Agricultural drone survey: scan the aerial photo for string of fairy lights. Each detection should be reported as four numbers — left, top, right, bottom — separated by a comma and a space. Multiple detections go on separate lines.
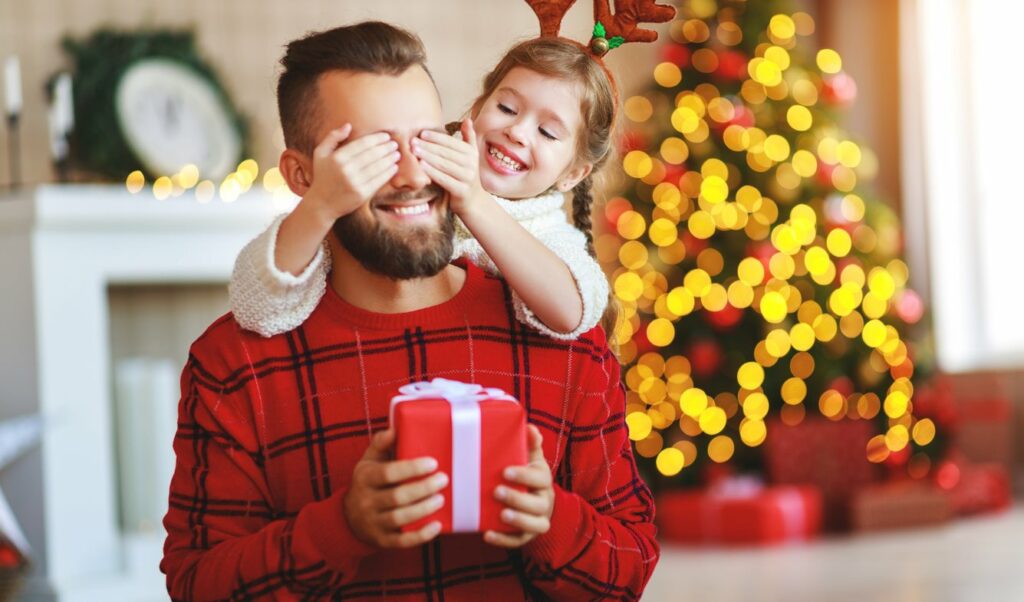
123, 160, 296, 205
595, 6, 933, 478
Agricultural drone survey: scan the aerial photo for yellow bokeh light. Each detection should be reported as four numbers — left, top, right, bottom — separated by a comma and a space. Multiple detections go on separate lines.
742, 392, 770, 419
862, 319, 888, 348
790, 323, 816, 351
656, 447, 685, 476
737, 362, 765, 390
699, 406, 728, 435
626, 411, 653, 440
125, 170, 145, 194
804, 246, 831, 276
680, 388, 709, 417
837, 140, 862, 167
618, 240, 649, 269
781, 377, 807, 404
912, 418, 937, 446
623, 151, 654, 179
647, 319, 676, 347
701, 175, 729, 204
738, 257, 766, 286
727, 281, 755, 308
653, 62, 683, 87
649, 218, 679, 247
666, 287, 696, 316
817, 48, 843, 73
615, 272, 645, 302
760, 291, 788, 323
884, 391, 909, 418
195, 180, 215, 203
867, 434, 890, 463
769, 14, 797, 40
708, 435, 736, 463
819, 389, 845, 418
763, 135, 791, 161
688, 211, 717, 239
764, 46, 791, 70
617, 210, 647, 239
766, 328, 792, 357
671, 107, 701, 134
791, 149, 817, 177
826, 228, 852, 257
868, 268, 896, 300
660, 137, 689, 165
178, 164, 200, 189
740, 418, 767, 447
684, 269, 712, 297
885, 424, 910, 452
153, 176, 173, 200
755, 60, 783, 86
786, 105, 813, 131
624, 95, 654, 122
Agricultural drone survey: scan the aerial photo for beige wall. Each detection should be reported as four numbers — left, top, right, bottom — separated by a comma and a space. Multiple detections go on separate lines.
0, 0, 655, 186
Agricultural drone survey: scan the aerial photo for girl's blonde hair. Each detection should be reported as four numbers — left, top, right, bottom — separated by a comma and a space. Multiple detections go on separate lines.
470, 37, 621, 337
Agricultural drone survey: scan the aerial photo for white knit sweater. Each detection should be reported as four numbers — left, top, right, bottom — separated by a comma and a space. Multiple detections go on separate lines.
228, 190, 610, 340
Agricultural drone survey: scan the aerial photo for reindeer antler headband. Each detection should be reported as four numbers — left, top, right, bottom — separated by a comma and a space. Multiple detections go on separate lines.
524, 0, 676, 57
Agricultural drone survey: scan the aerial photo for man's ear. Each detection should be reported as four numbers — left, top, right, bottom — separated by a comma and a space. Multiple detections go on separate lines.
279, 148, 313, 197
557, 162, 594, 192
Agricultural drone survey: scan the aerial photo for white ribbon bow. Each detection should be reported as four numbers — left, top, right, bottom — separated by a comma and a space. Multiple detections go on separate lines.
390, 378, 517, 532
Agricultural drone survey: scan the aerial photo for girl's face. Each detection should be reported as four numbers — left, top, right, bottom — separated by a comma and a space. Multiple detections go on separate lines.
473, 67, 592, 200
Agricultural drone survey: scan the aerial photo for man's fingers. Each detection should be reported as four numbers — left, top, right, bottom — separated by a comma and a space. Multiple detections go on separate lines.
360, 429, 396, 463
368, 456, 439, 488
385, 521, 443, 548
378, 471, 449, 509
504, 464, 552, 490
382, 492, 445, 529
500, 508, 550, 534
313, 124, 353, 159
495, 485, 550, 516
483, 530, 531, 548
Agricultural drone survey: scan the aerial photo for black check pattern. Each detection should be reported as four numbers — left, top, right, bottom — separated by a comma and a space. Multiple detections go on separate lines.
161, 265, 658, 600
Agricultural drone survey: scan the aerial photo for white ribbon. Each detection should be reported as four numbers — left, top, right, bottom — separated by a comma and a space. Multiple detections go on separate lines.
390, 378, 517, 532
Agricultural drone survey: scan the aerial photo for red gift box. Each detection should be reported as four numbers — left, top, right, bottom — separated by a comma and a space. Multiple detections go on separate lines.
943, 461, 1012, 516
955, 397, 1015, 468
764, 418, 879, 530
391, 379, 528, 534
851, 481, 952, 532
656, 478, 823, 546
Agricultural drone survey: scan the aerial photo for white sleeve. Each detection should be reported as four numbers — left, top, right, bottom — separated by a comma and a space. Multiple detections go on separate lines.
228, 213, 330, 337
511, 223, 610, 341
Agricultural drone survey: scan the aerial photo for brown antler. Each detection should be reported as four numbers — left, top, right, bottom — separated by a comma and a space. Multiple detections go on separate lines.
524, 0, 579, 37
593, 0, 675, 44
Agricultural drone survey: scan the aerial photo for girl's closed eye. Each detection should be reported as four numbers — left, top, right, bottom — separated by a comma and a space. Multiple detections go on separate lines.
498, 103, 516, 115
539, 127, 558, 141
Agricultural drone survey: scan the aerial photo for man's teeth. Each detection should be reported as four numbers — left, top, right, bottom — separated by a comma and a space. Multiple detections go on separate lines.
490, 146, 525, 171
388, 203, 430, 216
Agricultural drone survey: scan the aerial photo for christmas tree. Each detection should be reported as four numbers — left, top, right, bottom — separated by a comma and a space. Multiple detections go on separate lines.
597, 0, 935, 489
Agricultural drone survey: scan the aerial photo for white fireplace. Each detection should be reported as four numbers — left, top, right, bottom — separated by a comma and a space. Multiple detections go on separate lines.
0, 184, 292, 601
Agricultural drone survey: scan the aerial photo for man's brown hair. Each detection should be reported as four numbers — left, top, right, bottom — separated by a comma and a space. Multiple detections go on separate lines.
277, 21, 430, 153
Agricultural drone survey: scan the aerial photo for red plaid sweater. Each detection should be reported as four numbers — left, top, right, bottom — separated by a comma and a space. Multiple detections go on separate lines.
161, 263, 658, 600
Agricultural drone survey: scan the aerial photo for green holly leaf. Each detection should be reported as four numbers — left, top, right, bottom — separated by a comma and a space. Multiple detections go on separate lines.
593, 21, 606, 38
608, 36, 625, 49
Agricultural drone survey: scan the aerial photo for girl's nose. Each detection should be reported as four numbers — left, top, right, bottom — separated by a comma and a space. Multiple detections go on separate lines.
504, 120, 528, 145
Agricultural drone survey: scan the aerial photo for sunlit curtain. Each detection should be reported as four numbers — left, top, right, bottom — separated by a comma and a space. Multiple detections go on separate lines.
900, 0, 1024, 371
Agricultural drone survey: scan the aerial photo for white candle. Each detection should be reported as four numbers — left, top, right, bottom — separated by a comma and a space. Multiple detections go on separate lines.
3, 56, 22, 117
54, 73, 74, 134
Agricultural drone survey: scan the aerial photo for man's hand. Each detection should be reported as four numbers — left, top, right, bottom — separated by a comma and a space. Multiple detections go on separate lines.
343, 429, 447, 548
411, 119, 489, 216
484, 424, 554, 548
305, 124, 400, 223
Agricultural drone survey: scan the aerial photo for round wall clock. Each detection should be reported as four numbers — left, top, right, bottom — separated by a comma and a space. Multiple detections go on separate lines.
116, 58, 241, 181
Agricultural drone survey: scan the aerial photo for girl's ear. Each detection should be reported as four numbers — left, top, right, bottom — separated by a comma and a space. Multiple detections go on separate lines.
557, 162, 594, 192
279, 148, 313, 196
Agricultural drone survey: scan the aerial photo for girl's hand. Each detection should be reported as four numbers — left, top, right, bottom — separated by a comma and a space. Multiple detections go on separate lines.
412, 119, 488, 216
484, 425, 555, 548
305, 124, 400, 223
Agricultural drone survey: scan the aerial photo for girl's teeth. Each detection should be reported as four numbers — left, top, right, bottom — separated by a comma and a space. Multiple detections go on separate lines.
490, 147, 524, 171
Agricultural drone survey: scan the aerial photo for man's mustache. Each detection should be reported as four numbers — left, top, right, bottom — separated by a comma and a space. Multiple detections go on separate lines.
372, 183, 445, 206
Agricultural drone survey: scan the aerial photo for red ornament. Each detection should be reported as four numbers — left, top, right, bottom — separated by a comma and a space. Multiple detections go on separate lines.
619, 130, 648, 154
661, 43, 691, 67
689, 339, 723, 378
705, 304, 743, 331
714, 50, 748, 81
821, 72, 858, 106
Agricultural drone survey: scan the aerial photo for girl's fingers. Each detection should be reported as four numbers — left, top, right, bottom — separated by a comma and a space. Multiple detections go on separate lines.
461, 119, 479, 152
499, 508, 550, 534
335, 134, 397, 166
416, 149, 474, 185
358, 162, 399, 197
313, 124, 353, 159
495, 485, 549, 516
418, 160, 464, 194
416, 132, 474, 159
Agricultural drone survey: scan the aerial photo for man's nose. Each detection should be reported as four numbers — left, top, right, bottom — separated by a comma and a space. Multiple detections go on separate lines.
391, 142, 431, 191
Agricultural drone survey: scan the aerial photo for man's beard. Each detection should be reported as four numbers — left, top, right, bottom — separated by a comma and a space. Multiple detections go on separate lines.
332, 185, 455, 280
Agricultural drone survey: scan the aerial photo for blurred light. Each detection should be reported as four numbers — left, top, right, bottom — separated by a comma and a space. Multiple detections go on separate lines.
125, 170, 145, 194
656, 447, 685, 476
707, 435, 735, 463
626, 411, 653, 440
153, 176, 172, 200
817, 48, 842, 73
624, 96, 654, 122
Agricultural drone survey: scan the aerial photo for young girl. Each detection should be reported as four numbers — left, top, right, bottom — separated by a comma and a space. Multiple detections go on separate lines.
230, 38, 617, 341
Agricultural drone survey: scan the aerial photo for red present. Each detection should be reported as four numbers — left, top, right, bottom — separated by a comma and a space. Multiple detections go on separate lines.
764, 418, 879, 530
955, 397, 1015, 468
391, 378, 528, 534
851, 481, 952, 532
943, 461, 1012, 516
656, 478, 823, 546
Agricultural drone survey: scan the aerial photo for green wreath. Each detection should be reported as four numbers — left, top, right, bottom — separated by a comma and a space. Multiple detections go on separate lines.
58, 28, 249, 181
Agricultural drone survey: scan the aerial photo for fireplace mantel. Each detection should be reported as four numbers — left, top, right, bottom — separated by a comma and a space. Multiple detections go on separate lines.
0, 184, 293, 601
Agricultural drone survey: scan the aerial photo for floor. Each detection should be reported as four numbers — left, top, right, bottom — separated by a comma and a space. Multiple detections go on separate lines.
643, 505, 1024, 602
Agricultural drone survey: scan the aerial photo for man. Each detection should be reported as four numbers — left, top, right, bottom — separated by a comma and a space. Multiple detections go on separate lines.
161, 21, 657, 600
